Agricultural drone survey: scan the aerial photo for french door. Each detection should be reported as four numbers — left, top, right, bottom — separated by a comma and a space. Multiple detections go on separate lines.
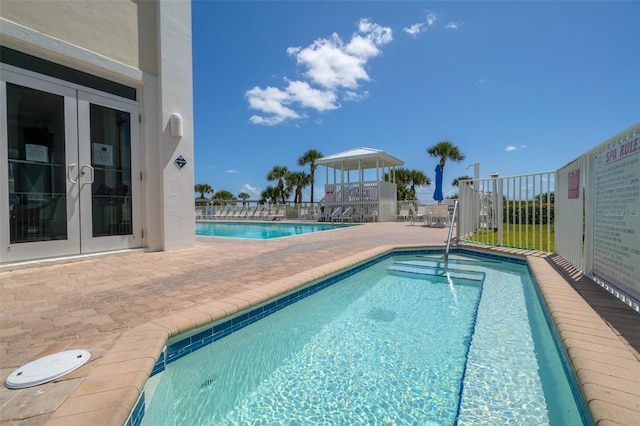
1, 69, 141, 263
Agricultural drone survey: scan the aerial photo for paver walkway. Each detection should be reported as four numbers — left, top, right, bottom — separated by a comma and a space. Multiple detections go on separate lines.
0, 222, 638, 425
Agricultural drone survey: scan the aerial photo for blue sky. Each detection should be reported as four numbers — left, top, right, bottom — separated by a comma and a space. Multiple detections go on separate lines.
192, 0, 639, 202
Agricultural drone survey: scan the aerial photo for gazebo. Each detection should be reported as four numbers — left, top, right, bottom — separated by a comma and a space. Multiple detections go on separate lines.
316, 147, 404, 221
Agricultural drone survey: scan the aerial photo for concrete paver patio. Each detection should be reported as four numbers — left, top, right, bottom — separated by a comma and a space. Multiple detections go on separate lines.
0, 222, 638, 425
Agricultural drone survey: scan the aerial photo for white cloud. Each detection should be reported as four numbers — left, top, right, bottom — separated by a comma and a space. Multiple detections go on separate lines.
248, 18, 392, 125
342, 90, 368, 102
403, 23, 425, 37
477, 79, 487, 85
426, 11, 437, 27
505, 146, 517, 152
404, 12, 436, 38
445, 21, 460, 29
286, 80, 339, 111
246, 85, 301, 126
226, 169, 238, 174
241, 183, 261, 196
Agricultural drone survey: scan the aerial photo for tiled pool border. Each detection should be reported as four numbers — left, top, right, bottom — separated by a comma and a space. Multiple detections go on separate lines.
126, 248, 542, 426
195, 221, 359, 239
528, 262, 595, 425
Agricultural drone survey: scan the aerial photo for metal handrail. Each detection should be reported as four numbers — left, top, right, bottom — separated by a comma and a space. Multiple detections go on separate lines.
444, 200, 458, 264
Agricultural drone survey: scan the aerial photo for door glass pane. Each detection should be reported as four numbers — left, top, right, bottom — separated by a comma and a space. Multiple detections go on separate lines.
6, 83, 67, 243
90, 104, 132, 237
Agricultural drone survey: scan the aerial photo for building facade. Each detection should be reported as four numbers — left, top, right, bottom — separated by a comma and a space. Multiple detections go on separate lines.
0, 0, 195, 264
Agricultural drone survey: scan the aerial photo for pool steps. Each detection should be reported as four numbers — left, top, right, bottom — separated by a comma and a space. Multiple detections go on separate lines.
388, 260, 485, 284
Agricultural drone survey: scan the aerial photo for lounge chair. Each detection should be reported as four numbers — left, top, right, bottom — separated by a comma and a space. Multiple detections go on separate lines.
231, 207, 246, 220
224, 207, 238, 219
264, 205, 282, 221
328, 207, 342, 223
246, 206, 260, 220
260, 205, 274, 220
212, 207, 227, 220
301, 206, 319, 221
338, 206, 353, 223
426, 204, 449, 228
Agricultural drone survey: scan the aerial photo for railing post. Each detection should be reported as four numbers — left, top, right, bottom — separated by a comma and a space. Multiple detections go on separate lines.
497, 177, 503, 246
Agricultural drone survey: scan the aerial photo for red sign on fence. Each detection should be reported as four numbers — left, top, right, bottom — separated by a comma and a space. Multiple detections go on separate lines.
568, 169, 580, 199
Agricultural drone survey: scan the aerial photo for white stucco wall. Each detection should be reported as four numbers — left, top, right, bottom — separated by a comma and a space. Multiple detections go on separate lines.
156, 1, 195, 251
0, 0, 157, 74
0, 0, 195, 255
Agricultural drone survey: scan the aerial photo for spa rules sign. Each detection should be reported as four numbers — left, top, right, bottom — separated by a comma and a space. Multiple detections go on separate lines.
593, 133, 640, 303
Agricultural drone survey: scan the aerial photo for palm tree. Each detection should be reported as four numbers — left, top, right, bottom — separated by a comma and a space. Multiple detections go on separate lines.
237, 192, 250, 206
260, 186, 280, 204
212, 190, 235, 204
194, 183, 214, 199
427, 141, 465, 202
288, 171, 312, 205
386, 168, 431, 201
406, 169, 431, 200
297, 149, 323, 203
427, 141, 466, 168
452, 175, 473, 187
266, 166, 289, 204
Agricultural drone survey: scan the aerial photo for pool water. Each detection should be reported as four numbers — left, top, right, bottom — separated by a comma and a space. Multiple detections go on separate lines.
140, 252, 588, 425
195, 221, 354, 239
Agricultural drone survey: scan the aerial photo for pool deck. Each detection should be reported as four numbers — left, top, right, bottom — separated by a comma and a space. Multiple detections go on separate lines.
1, 221, 638, 425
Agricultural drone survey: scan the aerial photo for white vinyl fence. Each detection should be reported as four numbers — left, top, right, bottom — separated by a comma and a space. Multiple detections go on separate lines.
457, 171, 555, 252
456, 122, 639, 312
556, 123, 639, 312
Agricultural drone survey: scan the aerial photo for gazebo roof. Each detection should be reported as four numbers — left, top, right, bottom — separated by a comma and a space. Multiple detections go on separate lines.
316, 147, 404, 171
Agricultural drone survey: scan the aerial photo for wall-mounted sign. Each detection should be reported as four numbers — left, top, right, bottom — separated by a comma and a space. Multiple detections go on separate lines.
568, 169, 580, 199
593, 135, 640, 303
92, 143, 113, 166
25, 144, 49, 163
175, 155, 187, 169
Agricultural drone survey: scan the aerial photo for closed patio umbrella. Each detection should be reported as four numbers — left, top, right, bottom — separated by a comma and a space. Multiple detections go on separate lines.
433, 160, 444, 203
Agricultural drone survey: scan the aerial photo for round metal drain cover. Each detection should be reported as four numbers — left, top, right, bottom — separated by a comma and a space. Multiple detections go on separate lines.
5, 350, 90, 389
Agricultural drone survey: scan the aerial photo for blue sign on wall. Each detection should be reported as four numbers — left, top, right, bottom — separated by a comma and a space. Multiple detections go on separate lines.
175, 155, 187, 169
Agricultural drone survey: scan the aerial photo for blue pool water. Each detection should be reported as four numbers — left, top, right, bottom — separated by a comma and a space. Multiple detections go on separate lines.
137, 251, 589, 425
195, 221, 354, 239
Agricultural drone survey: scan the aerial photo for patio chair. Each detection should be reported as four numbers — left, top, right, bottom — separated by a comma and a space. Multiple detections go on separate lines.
426, 204, 449, 228
411, 205, 428, 226
363, 209, 378, 222
397, 203, 414, 221
353, 206, 366, 223
308, 206, 320, 221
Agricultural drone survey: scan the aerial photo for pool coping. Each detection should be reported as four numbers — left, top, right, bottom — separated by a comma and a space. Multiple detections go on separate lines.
43, 244, 640, 426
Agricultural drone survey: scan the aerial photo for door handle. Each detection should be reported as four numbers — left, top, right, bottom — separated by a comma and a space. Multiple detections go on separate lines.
80, 164, 94, 184
68, 163, 78, 184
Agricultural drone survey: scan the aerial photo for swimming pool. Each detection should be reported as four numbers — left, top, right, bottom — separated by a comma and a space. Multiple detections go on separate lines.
136, 250, 590, 425
195, 221, 355, 239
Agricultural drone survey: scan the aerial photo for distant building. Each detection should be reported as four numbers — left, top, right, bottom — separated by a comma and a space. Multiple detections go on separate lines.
1, 1, 195, 264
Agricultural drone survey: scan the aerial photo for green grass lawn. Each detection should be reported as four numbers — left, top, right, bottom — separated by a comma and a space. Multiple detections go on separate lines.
463, 224, 555, 252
